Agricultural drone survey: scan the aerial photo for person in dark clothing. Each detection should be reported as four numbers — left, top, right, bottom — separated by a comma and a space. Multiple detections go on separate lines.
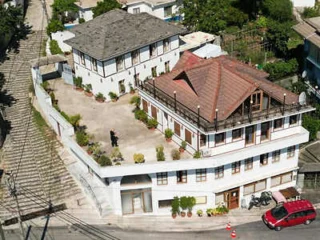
110, 129, 118, 147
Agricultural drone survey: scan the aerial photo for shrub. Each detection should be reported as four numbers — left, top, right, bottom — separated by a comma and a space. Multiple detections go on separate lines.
49, 40, 63, 55
79, 18, 85, 23
98, 155, 112, 166
180, 140, 187, 150
134, 110, 148, 123
69, 114, 81, 129
133, 153, 145, 163
171, 149, 180, 160
76, 130, 89, 146
197, 209, 203, 216
187, 196, 196, 213
84, 84, 92, 93
180, 196, 188, 213
147, 118, 158, 129
41, 81, 50, 92
95, 92, 106, 101
130, 96, 141, 108
73, 77, 83, 88
46, 19, 64, 36
110, 147, 123, 161
60, 111, 69, 121
164, 128, 174, 139
263, 59, 298, 81
156, 145, 165, 161
108, 91, 118, 100
193, 151, 201, 159
87, 142, 101, 154
171, 196, 180, 215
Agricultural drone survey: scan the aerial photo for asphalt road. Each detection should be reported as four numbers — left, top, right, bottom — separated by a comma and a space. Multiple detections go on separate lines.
4, 213, 320, 240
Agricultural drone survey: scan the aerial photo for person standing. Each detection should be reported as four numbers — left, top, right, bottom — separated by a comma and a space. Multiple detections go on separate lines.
110, 129, 116, 147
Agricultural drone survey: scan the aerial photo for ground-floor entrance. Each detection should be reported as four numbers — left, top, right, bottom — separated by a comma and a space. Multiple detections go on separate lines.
121, 188, 153, 215
217, 187, 240, 209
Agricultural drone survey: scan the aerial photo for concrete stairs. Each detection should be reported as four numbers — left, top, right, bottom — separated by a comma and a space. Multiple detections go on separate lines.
0, 31, 81, 220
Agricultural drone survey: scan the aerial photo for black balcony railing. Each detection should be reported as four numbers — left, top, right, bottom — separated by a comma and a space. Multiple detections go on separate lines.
138, 81, 313, 132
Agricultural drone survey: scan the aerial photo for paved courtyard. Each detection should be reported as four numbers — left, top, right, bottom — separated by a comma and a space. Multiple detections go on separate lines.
49, 79, 192, 165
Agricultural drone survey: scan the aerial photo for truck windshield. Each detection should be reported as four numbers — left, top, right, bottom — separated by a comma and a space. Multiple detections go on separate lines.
271, 206, 288, 220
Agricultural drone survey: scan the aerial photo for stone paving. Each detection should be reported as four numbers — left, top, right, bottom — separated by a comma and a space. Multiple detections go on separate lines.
49, 78, 192, 165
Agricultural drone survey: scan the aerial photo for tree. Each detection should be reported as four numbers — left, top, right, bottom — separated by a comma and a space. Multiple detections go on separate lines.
302, 6, 320, 19
51, 0, 78, 23
92, 0, 121, 18
261, 0, 293, 22
46, 19, 64, 36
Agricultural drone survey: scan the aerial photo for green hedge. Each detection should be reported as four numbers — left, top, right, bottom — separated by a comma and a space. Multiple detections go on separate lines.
49, 40, 63, 55
263, 59, 298, 81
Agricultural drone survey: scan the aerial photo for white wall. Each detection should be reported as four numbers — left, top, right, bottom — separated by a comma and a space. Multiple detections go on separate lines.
78, 8, 94, 22
291, 0, 315, 7
51, 31, 75, 52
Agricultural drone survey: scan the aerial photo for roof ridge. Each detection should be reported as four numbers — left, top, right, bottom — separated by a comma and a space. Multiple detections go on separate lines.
211, 61, 221, 120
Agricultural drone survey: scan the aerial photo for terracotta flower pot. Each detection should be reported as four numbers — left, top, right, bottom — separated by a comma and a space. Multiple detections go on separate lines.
166, 138, 172, 142
85, 91, 93, 97
130, 90, 135, 94
172, 213, 177, 219
187, 212, 192, 218
149, 127, 155, 131
180, 212, 186, 217
111, 98, 117, 102
96, 98, 105, 103
179, 148, 185, 153
87, 150, 93, 155
76, 87, 84, 92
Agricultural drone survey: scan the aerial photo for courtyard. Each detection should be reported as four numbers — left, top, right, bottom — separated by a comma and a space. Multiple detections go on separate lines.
48, 78, 192, 165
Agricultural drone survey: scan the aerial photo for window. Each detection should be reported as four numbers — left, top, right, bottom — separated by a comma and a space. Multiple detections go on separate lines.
133, 7, 140, 14
80, 52, 85, 65
251, 91, 262, 111
151, 105, 157, 120
245, 158, 253, 171
271, 172, 292, 187
232, 128, 242, 141
290, 115, 298, 126
157, 172, 168, 185
185, 129, 192, 145
196, 169, 207, 182
215, 193, 224, 205
232, 161, 241, 174
200, 134, 206, 147
244, 179, 266, 195
177, 171, 187, 183
165, 61, 170, 73
215, 132, 225, 145
274, 118, 283, 130
215, 166, 224, 179
195, 196, 207, 205
92, 58, 97, 71
245, 125, 255, 144
149, 43, 157, 58
132, 50, 140, 65
164, 5, 172, 17
260, 153, 268, 166
287, 146, 295, 158
151, 66, 157, 78
261, 122, 270, 141
116, 56, 124, 71
272, 150, 281, 163
158, 199, 172, 208
163, 38, 170, 52
174, 121, 180, 136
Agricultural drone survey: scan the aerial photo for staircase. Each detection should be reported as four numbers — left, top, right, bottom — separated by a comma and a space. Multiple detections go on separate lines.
0, 31, 81, 220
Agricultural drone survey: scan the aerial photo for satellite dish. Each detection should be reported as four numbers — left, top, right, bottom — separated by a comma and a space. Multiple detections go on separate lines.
299, 92, 307, 105
302, 71, 307, 79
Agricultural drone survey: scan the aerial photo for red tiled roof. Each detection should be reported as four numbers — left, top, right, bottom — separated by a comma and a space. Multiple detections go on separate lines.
151, 51, 298, 122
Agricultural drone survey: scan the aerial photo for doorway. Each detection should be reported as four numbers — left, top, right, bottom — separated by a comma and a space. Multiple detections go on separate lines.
118, 80, 125, 94
120, 188, 153, 214
222, 187, 239, 209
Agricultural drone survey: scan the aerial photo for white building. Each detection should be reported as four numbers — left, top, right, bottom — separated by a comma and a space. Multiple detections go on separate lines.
121, 0, 183, 22
291, 0, 315, 7
75, 0, 101, 22
65, 9, 186, 100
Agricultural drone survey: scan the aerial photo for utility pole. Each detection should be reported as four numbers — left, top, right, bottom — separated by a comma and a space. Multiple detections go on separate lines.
40, 201, 52, 240
0, 220, 6, 240
5, 172, 24, 240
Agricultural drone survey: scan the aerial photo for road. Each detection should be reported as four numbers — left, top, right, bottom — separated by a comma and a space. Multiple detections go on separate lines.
3, 216, 320, 240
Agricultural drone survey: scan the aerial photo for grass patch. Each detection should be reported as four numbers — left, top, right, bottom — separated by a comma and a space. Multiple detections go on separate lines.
41, 39, 47, 57
32, 107, 48, 134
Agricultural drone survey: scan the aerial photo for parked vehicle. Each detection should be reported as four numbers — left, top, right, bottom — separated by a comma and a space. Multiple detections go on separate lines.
248, 191, 272, 210
262, 199, 316, 231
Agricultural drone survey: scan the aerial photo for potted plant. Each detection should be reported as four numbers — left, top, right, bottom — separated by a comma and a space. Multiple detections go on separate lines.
187, 196, 196, 217
73, 77, 83, 91
84, 84, 93, 97
98, 155, 112, 166
171, 149, 180, 160
206, 208, 213, 217
129, 82, 135, 94
110, 147, 123, 162
193, 150, 202, 159
134, 110, 148, 123
180, 196, 188, 217
171, 196, 180, 219
133, 153, 145, 163
179, 140, 187, 153
156, 145, 165, 161
87, 142, 101, 155
164, 128, 174, 142
108, 92, 118, 102
197, 209, 203, 217
147, 118, 158, 130
95, 92, 106, 103
76, 130, 89, 146
130, 96, 141, 109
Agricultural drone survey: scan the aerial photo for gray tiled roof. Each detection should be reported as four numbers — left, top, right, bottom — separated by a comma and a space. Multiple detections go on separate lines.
65, 9, 187, 61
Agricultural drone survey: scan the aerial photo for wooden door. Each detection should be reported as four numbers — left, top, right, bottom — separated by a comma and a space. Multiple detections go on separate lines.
142, 99, 148, 112
224, 187, 239, 209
